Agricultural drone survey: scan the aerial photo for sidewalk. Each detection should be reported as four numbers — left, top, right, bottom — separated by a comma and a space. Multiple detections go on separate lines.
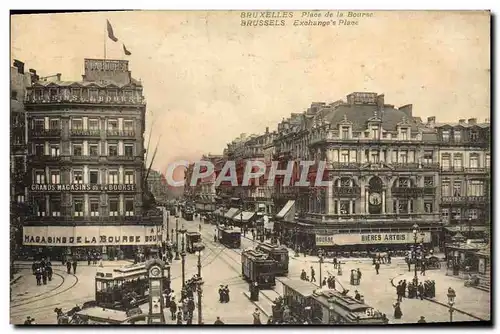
14, 260, 134, 268
392, 268, 490, 321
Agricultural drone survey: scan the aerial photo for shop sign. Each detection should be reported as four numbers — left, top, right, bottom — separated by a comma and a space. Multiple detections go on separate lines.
23, 225, 161, 246
30, 184, 136, 193
316, 232, 432, 246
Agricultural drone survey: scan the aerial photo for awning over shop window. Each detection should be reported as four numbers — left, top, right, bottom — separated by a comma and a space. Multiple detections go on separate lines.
276, 200, 295, 222
444, 225, 488, 232
224, 207, 241, 219
233, 211, 255, 223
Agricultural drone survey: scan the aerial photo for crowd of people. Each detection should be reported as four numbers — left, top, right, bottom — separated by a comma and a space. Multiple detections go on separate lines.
31, 259, 53, 286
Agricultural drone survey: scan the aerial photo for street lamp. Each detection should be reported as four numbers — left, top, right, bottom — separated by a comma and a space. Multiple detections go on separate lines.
179, 224, 187, 288
447, 287, 456, 322
468, 213, 473, 239
195, 249, 204, 325
318, 249, 324, 287
240, 204, 244, 232
174, 217, 180, 260
412, 223, 419, 285
294, 227, 299, 257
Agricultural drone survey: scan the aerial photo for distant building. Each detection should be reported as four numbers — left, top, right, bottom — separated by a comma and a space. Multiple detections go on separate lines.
147, 169, 168, 203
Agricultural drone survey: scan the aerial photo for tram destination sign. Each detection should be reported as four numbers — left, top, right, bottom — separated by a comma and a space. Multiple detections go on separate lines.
23, 225, 162, 246
30, 184, 136, 193
316, 232, 431, 246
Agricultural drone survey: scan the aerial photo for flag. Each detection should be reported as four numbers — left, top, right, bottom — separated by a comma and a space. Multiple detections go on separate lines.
123, 44, 132, 56
107, 20, 118, 42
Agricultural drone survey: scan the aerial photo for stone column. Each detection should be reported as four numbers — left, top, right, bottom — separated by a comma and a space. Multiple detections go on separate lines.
349, 200, 353, 215
365, 189, 369, 213
337, 200, 341, 214
360, 181, 366, 213
327, 180, 334, 214
382, 190, 386, 213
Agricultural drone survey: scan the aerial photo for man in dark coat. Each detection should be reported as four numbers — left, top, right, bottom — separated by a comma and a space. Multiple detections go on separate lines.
169, 298, 177, 320
214, 316, 224, 325
417, 316, 426, 323
354, 290, 361, 301
375, 262, 380, 275
72, 260, 78, 274
224, 285, 230, 303
402, 280, 407, 298
218, 285, 224, 303
66, 260, 72, 274
310, 266, 316, 283
418, 283, 425, 300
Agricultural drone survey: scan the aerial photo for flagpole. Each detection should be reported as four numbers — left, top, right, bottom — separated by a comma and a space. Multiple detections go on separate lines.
104, 22, 107, 59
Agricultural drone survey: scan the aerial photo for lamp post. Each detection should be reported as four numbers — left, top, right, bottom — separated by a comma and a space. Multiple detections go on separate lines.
166, 215, 170, 242
412, 223, 419, 285
447, 288, 456, 322
195, 249, 204, 325
174, 218, 180, 260
318, 249, 324, 287
179, 224, 187, 288
468, 214, 473, 239
294, 227, 299, 257
240, 204, 244, 232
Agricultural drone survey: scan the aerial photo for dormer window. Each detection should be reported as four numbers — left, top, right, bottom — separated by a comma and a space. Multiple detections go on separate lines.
442, 130, 450, 141
341, 127, 349, 139
453, 130, 461, 142
371, 126, 379, 139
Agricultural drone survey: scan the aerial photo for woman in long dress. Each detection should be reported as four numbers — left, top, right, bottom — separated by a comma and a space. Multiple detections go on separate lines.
393, 301, 403, 319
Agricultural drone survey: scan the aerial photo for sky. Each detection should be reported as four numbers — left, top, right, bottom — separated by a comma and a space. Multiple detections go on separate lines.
11, 10, 490, 174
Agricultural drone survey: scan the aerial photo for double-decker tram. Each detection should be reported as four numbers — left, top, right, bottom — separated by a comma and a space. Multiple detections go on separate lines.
275, 278, 388, 324
217, 225, 241, 248
255, 242, 289, 276
241, 249, 277, 289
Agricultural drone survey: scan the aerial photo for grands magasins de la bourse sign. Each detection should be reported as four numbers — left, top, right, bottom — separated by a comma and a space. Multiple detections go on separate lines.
30, 184, 136, 192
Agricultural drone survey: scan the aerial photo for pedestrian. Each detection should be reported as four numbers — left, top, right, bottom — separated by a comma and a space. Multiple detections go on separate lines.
407, 259, 411, 272
354, 290, 361, 301
185, 311, 193, 325
402, 280, 407, 298
421, 262, 426, 276
417, 316, 426, 323
176, 310, 183, 324
42, 267, 47, 285
300, 269, 307, 281
418, 283, 424, 300
214, 316, 224, 325
187, 297, 195, 318
224, 285, 230, 303
357, 268, 362, 283
218, 285, 224, 303
252, 308, 261, 324
24, 316, 33, 325
310, 266, 316, 282
396, 282, 403, 302
393, 302, 403, 319
66, 260, 71, 274
72, 260, 78, 274
322, 278, 327, 287
331, 276, 336, 290
375, 261, 380, 275
169, 298, 177, 320
387, 251, 392, 264
87, 253, 91, 266
333, 257, 338, 269
35, 268, 42, 286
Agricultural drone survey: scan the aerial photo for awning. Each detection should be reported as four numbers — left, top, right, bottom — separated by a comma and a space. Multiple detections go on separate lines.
233, 211, 255, 223
276, 200, 295, 222
230, 198, 241, 202
444, 225, 488, 232
224, 207, 241, 219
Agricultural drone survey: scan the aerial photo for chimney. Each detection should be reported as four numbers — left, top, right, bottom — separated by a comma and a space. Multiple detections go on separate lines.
347, 94, 355, 105
399, 104, 413, 118
427, 116, 436, 125
56, 73, 62, 81
265, 127, 269, 134
377, 94, 385, 111
468, 118, 477, 125
29, 69, 39, 82
13, 59, 25, 74
459, 119, 466, 125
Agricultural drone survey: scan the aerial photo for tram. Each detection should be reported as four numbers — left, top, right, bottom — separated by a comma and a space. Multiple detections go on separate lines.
217, 225, 241, 248
186, 231, 205, 253
255, 242, 289, 276
241, 249, 277, 289
182, 207, 194, 221
274, 278, 388, 324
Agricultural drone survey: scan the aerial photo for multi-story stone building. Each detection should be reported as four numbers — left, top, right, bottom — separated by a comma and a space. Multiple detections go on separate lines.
23, 58, 162, 260
147, 169, 168, 203
432, 117, 491, 240
10, 60, 36, 263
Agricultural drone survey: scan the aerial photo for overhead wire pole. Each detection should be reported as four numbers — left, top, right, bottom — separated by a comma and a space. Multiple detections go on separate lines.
104, 21, 107, 59
145, 136, 162, 184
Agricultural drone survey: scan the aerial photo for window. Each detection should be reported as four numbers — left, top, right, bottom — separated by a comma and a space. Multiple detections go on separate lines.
453, 181, 461, 197
50, 200, 61, 217
107, 119, 118, 130
340, 150, 349, 163
124, 144, 134, 157
442, 130, 450, 141
108, 170, 119, 184
400, 151, 408, 163
485, 154, 490, 169
423, 151, 433, 164
441, 208, 449, 223
34, 119, 44, 131
468, 209, 478, 220
468, 180, 484, 197
72, 118, 83, 130
441, 181, 450, 196
124, 120, 134, 131
73, 170, 83, 184
441, 155, 450, 170
108, 144, 118, 157
74, 199, 84, 217
453, 130, 461, 142
89, 144, 99, 156
90, 201, 99, 217
50, 145, 60, 157
424, 202, 433, 213
398, 200, 408, 214
398, 178, 409, 188
109, 199, 119, 216
125, 199, 134, 216
453, 154, 462, 169
340, 177, 351, 187
372, 126, 379, 139
341, 127, 349, 139
35, 144, 44, 156
35, 198, 46, 217
16, 195, 25, 203
391, 151, 398, 163
124, 171, 135, 184
88, 119, 99, 130
469, 155, 479, 168
73, 144, 82, 156
451, 208, 461, 221
50, 170, 60, 184
424, 176, 434, 187
49, 119, 60, 130
89, 170, 99, 185
401, 129, 408, 141
470, 131, 478, 141
371, 151, 379, 163
339, 201, 350, 215
14, 157, 24, 172
35, 170, 45, 184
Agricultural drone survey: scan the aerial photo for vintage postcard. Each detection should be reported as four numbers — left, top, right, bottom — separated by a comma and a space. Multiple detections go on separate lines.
10, 10, 491, 325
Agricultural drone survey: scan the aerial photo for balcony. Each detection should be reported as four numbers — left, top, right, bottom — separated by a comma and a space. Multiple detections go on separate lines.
330, 162, 360, 170
303, 212, 441, 224
465, 167, 489, 174
392, 187, 424, 197
24, 213, 162, 225
107, 155, 138, 162
25, 94, 145, 106
423, 187, 436, 196
441, 196, 488, 204
28, 154, 62, 163
106, 130, 136, 138
30, 129, 61, 138
70, 129, 101, 138
332, 187, 361, 196
71, 155, 101, 163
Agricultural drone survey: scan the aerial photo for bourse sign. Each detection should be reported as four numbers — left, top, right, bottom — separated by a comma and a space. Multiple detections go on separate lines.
23, 226, 162, 246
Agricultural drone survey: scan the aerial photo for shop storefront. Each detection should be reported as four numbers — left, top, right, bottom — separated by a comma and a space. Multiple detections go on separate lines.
23, 225, 163, 261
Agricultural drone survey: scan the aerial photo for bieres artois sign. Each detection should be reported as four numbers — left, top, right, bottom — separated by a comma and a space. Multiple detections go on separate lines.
23, 226, 162, 246
315, 232, 431, 246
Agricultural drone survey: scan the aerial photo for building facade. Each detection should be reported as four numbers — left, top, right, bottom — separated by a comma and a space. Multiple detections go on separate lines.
147, 169, 169, 204
23, 58, 162, 260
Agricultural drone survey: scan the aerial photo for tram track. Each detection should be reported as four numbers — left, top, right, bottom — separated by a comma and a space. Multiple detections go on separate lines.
11, 271, 66, 303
